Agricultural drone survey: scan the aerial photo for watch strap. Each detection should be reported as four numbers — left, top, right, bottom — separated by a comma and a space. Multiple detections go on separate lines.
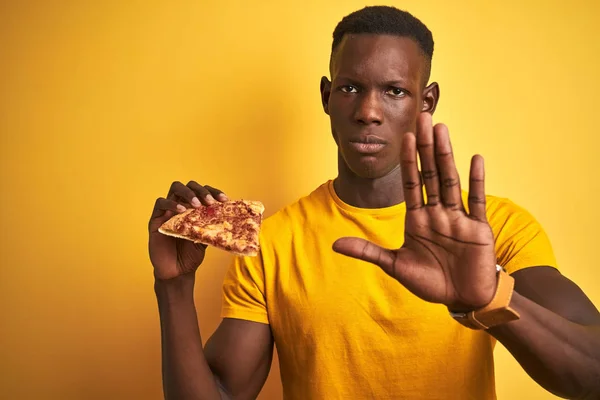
450, 266, 520, 330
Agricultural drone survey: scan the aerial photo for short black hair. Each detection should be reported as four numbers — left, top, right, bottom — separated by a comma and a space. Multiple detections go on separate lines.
331, 6, 434, 83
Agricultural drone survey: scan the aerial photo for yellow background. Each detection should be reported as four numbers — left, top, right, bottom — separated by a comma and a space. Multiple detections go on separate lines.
1, 1, 598, 399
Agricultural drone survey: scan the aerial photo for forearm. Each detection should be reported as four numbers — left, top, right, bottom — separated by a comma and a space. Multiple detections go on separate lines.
489, 292, 600, 399
155, 275, 223, 400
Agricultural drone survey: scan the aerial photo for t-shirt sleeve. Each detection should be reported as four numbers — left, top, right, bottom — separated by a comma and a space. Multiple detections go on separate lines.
221, 252, 269, 325
488, 197, 558, 275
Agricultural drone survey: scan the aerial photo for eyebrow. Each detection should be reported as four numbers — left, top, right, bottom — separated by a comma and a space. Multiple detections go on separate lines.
382, 80, 409, 87
335, 76, 410, 87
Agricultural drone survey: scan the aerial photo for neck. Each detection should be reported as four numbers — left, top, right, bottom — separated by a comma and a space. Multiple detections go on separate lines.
333, 153, 406, 209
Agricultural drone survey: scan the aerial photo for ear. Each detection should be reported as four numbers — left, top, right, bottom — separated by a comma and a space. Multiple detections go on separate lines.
320, 76, 332, 115
421, 82, 440, 114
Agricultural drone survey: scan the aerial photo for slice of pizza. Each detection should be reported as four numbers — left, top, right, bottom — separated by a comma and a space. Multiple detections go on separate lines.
158, 199, 265, 256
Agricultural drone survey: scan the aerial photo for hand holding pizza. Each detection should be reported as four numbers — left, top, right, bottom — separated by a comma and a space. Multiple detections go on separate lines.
333, 113, 498, 312
148, 181, 229, 281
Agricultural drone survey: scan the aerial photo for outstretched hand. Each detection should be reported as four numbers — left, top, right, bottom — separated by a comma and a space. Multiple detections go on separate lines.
333, 113, 497, 311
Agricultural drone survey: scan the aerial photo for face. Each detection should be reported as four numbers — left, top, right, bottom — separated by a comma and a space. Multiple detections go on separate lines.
321, 34, 439, 179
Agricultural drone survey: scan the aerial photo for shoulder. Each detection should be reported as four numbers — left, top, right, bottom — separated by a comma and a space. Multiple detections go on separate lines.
460, 190, 540, 227
468, 193, 558, 273
482, 194, 542, 232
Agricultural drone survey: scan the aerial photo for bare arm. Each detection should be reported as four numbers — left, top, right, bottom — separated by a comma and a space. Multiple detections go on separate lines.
329, 116, 600, 399
156, 275, 222, 400
204, 319, 274, 400
149, 181, 274, 400
156, 275, 274, 400
489, 266, 600, 399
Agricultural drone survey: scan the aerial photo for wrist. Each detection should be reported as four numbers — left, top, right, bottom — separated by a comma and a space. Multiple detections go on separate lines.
448, 264, 502, 313
154, 273, 196, 304
449, 265, 520, 330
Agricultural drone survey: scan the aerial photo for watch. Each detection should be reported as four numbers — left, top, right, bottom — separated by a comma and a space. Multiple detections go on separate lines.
450, 265, 520, 330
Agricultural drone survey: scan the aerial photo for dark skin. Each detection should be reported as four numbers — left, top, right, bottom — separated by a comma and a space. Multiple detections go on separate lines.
148, 34, 600, 400
322, 35, 438, 210
149, 184, 272, 400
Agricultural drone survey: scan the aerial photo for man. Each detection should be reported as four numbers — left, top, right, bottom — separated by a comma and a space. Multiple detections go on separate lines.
148, 6, 600, 400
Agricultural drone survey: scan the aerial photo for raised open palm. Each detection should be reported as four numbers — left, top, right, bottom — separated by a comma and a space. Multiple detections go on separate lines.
333, 113, 498, 311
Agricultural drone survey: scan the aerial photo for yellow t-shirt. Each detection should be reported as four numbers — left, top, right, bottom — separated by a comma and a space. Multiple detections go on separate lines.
221, 180, 557, 400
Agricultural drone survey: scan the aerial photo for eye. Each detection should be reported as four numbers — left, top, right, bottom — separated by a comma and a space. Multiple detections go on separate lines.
340, 85, 358, 93
386, 87, 406, 97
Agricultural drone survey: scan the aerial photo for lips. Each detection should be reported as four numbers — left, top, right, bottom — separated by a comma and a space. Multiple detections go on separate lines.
349, 142, 386, 153
348, 135, 387, 154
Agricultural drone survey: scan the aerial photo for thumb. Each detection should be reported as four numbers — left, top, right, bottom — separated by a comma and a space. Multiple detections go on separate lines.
332, 237, 395, 271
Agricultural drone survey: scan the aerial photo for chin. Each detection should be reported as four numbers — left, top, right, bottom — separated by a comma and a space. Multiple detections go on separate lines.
337, 142, 400, 179
344, 155, 396, 179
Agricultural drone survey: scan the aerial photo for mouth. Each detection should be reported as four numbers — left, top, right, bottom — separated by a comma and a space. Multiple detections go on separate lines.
348, 135, 387, 154
348, 142, 386, 153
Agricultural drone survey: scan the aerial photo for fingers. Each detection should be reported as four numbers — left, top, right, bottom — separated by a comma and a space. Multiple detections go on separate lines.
157, 197, 187, 215
433, 123, 463, 210
406, 116, 466, 212
468, 155, 487, 221
400, 131, 424, 210
166, 181, 229, 207
204, 185, 229, 202
167, 181, 203, 207
150, 180, 229, 233
148, 197, 187, 232
187, 181, 230, 205
332, 237, 395, 272
416, 113, 440, 206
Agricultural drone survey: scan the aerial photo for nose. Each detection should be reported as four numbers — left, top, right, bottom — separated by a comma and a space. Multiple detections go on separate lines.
354, 90, 383, 125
